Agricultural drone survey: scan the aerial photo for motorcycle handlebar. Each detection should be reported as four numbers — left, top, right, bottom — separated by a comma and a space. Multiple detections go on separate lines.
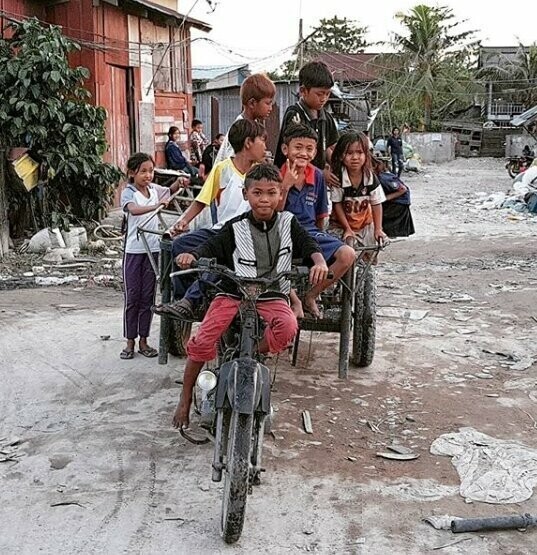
171, 258, 333, 284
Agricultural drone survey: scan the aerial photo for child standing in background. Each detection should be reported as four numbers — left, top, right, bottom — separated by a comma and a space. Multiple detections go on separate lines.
120, 153, 181, 360
189, 119, 209, 166
214, 73, 275, 164
329, 132, 387, 247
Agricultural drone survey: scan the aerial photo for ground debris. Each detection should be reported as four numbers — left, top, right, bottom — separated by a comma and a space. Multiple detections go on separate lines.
432, 537, 472, 550
431, 427, 537, 503
376, 451, 419, 461
302, 410, 313, 434
50, 501, 85, 508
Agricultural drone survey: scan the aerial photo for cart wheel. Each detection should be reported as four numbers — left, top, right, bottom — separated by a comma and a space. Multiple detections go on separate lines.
352, 265, 376, 367
168, 319, 192, 357
338, 267, 354, 379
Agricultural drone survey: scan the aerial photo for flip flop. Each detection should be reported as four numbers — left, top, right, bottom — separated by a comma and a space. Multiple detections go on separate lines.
138, 346, 158, 358
120, 349, 134, 360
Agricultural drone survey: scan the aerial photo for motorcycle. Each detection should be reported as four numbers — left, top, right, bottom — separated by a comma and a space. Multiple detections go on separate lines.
171, 259, 312, 544
506, 149, 535, 178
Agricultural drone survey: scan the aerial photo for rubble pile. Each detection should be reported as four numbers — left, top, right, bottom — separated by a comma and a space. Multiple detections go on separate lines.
467, 166, 537, 216
0, 226, 124, 290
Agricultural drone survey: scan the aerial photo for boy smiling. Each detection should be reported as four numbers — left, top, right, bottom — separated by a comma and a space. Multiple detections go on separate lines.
172, 163, 328, 428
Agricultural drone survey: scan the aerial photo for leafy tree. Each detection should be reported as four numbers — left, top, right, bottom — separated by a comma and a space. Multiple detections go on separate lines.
271, 16, 368, 80
0, 18, 123, 241
309, 16, 367, 54
378, 4, 480, 130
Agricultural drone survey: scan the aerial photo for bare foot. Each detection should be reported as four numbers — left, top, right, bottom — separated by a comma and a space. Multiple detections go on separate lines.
173, 395, 191, 428
303, 294, 322, 319
291, 297, 304, 319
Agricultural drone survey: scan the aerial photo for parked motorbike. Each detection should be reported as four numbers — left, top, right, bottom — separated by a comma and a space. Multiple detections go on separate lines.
506, 148, 535, 178
171, 258, 312, 544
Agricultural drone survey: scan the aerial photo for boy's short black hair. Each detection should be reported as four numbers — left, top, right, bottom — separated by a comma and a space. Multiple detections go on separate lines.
283, 123, 318, 145
299, 61, 334, 89
228, 119, 267, 154
244, 163, 282, 189
192, 119, 202, 127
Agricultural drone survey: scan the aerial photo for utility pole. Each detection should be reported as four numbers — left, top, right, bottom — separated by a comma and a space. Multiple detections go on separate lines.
298, 17, 304, 68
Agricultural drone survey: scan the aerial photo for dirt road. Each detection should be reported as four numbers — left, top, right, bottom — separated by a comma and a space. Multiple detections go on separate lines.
2, 158, 537, 554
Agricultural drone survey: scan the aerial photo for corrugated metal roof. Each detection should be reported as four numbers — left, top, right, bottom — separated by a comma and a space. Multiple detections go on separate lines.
314, 52, 382, 82
511, 105, 537, 127
193, 64, 248, 81
124, 0, 212, 32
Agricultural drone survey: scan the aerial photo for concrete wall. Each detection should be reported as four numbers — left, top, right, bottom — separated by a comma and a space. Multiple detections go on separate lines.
505, 134, 537, 157
404, 132, 456, 163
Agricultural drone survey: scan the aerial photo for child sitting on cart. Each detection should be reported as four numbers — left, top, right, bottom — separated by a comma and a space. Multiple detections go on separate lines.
277, 123, 355, 318
172, 164, 329, 428
328, 131, 388, 248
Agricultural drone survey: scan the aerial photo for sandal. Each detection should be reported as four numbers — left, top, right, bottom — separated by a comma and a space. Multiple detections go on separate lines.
138, 346, 158, 358
153, 298, 195, 321
120, 349, 134, 360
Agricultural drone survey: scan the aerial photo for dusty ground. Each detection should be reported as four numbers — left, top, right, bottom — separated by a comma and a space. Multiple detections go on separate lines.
2, 157, 537, 554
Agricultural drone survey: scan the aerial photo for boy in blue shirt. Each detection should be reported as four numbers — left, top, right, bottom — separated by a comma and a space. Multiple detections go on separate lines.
278, 123, 355, 317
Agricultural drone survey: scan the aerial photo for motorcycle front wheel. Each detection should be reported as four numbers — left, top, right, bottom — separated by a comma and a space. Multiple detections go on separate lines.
221, 410, 254, 544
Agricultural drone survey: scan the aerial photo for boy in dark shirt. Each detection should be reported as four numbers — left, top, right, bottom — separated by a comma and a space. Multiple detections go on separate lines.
201, 133, 224, 175
274, 61, 339, 187
172, 163, 329, 428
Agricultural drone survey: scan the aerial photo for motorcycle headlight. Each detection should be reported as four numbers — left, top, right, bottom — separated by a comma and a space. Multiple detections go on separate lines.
196, 370, 217, 391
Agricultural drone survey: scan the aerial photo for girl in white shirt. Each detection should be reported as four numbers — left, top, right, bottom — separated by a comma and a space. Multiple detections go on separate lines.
120, 153, 180, 359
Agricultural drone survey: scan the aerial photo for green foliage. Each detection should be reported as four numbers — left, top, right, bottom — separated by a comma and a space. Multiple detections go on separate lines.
377, 4, 481, 130
0, 18, 123, 229
309, 16, 368, 55
478, 42, 537, 108
270, 16, 368, 80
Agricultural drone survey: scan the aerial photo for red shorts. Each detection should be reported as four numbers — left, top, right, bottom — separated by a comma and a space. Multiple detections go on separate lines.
187, 296, 298, 362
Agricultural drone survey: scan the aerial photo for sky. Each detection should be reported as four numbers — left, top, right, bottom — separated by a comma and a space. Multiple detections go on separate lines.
187, 0, 536, 72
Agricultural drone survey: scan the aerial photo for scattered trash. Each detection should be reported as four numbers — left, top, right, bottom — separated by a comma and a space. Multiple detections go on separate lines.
35, 276, 79, 286
376, 451, 419, 461
93, 274, 117, 284
50, 501, 85, 508
430, 427, 537, 503
367, 420, 382, 433
0, 437, 24, 463
482, 349, 534, 371
387, 445, 414, 455
28, 227, 66, 253
432, 537, 472, 550
87, 239, 106, 253
377, 307, 429, 320
416, 286, 475, 304
346, 456, 357, 462
441, 349, 470, 358
456, 327, 477, 335
423, 514, 462, 530
163, 516, 185, 523
302, 410, 313, 434
100, 335, 111, 341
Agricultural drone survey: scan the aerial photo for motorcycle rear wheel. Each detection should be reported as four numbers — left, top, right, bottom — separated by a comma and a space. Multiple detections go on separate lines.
221, 410, 253, 544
